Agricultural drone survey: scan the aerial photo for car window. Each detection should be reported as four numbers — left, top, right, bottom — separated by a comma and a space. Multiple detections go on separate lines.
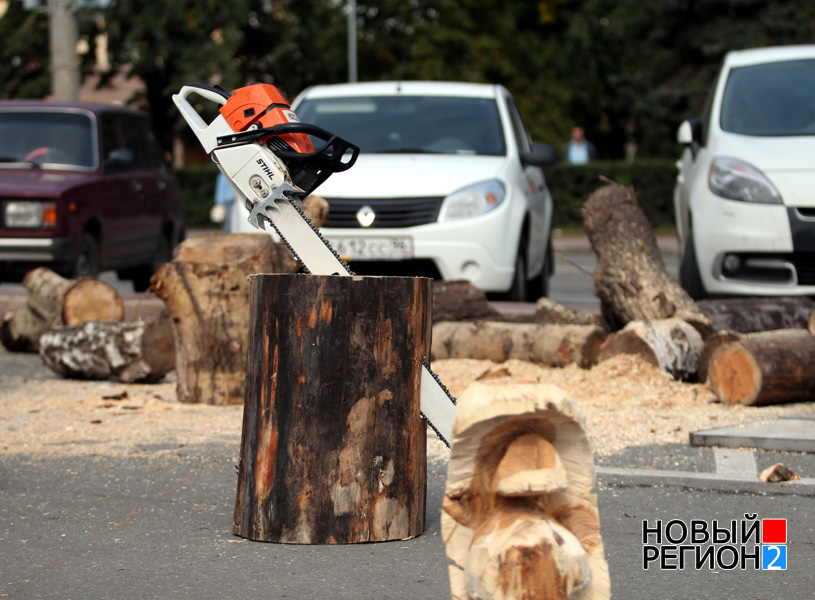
720, 59, 815, 136
504, 95, 532, 155
121, 115, 153, 170
0, 110, 94, 168
296, 95, 506, 156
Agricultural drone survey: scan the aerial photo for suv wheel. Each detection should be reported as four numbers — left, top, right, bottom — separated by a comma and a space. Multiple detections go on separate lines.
72, 233, 100, 279
679, 228, 706, 300
503, 244, 528, 302
527, 241, 551, 301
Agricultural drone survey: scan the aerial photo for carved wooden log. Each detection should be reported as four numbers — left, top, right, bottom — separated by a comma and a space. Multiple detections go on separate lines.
151, 233, 303, 404
697, 297, 815, 333
431, 321, 607, 368
707, 329, 815, 405
597, 318, 705, 380
39, 313, 175, 383
234, 274, 429, 544
581, 182, 711, 334
442, 381, 610, 600
0, 267, 124, 352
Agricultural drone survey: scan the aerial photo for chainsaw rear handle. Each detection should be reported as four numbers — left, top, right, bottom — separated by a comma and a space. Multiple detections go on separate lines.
172, 84, 233, 153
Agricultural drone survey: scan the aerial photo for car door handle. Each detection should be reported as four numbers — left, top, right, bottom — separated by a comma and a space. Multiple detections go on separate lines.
132, 179, 144, 192
157, 179, 166, 191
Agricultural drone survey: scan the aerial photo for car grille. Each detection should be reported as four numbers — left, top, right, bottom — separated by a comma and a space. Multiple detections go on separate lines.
321, 197, 444, 229
791, 253, 815, 285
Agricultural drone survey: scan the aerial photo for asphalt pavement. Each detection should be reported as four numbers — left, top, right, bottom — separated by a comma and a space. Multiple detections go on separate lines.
3, 233, 815, 598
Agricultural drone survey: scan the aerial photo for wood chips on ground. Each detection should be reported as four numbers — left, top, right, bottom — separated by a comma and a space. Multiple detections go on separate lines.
3, 354, 815, 461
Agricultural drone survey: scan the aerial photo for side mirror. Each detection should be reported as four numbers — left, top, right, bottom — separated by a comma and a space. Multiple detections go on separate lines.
521, 142, 558, 167
677, 118, 703, 158
105, 148, 135, 172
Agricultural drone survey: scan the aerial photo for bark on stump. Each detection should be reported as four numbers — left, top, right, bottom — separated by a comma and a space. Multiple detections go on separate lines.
234, 274, 429, 544
707, 329, 815, 405
697, 297, 815, 333
0, 267, 124, 352
597, 318, 705, 380
581, 182, 711, 334
151, 233, 301, 405
39, 313, 175, 383
431, 321, 607, 368
442, 381, 610, 600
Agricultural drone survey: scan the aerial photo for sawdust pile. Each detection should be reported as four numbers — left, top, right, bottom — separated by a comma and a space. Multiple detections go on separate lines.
3, 353, 815, 460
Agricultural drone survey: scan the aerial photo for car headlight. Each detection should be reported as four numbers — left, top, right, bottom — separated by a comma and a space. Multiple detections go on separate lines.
439, 180, 506, 222
4, 201, 58, 228
708, 157, 782, 204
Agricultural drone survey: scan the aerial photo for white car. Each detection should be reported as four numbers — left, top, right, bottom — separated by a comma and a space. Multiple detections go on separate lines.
674, 45, 815, 299
265, 81, 556, 301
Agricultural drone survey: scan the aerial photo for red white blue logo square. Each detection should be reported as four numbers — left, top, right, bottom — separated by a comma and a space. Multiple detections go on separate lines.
762, 519, 787, 544
762, 544, 787, 570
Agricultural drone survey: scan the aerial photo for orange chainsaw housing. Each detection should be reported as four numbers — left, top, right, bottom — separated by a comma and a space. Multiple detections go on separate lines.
219, 84, 315, 154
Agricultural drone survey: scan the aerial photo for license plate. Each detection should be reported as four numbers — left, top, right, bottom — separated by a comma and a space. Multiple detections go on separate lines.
326, 236, 413, 260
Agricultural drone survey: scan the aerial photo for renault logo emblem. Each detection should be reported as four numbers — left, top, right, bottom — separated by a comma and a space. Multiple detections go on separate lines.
356, 205, 376, 228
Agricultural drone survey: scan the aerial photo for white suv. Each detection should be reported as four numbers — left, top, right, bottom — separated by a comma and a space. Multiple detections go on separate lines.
284, 81, 557, 300
674, 45, 815, 298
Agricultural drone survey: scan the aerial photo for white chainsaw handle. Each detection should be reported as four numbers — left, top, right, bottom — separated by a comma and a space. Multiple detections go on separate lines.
172, 84, 233, 153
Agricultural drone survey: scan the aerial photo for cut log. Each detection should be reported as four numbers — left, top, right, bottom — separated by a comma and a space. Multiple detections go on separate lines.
707, 329, 815, 405
534, 297, 598, 326
234, 274, 429, 544
39, 313, 175, 383
581, 182, 711, 334
431, 321, 608, 368
597, 318, 705, 380
151, 232, 302, 404
442, 381, 610, 600
0, 267, 124, 352
432, 280, 502, 323
696, 330, 742, 383
697, 297, 815, 333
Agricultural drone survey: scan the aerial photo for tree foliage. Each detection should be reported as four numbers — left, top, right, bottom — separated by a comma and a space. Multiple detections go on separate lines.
3, 0, 815, 157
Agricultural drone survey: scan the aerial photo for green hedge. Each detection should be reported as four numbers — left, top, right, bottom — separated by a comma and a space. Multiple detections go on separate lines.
543, 159, 678, 230
176, 159, 679, 230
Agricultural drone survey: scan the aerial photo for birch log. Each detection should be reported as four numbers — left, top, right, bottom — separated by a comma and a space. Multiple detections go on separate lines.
442, 381, 610, 600
39, 313, 175, 383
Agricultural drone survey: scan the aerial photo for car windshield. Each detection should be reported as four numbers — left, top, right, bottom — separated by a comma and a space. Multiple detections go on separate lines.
295, 95, 506, 156
720, 59, 815, 136
0, 110, 95, 168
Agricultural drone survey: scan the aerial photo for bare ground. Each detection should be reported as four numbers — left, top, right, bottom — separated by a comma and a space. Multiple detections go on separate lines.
3, 350, 815, 462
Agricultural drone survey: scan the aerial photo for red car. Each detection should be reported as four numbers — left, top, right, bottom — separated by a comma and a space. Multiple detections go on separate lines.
0, 101, 185, 290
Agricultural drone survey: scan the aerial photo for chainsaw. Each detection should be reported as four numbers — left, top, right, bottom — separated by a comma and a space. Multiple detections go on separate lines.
173, 82, 456, 448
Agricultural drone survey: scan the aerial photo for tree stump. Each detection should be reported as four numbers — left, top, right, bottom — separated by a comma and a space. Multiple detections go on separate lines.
581, 182, 711, 334
233, 274, 429, 544
0, 267, 124, 352
442, 381, 610, 600
431, 321, 607, 368
151, 233, 301, 404
597, 318, 705, 380
707, 329, 815, 405
39, 313, 175, 383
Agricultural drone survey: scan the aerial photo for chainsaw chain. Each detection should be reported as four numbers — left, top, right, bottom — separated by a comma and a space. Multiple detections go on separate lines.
422, 360, 456, 449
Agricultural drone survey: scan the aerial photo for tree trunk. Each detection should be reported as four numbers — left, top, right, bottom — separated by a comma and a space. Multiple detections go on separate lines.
234, 274, 429, 544
597, 318, 705, 380
39, 313, 175, 383
581, 182, 711, 334
431, 321, 607, 368
697, 297, 815, 333
707, 329, 815, 405
534, 297, 598, 326
0, 267, 124, 352
442, 381, 610, 600
151, 232, 302, 405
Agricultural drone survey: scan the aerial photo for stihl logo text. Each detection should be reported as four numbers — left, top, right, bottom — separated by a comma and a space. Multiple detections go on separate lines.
256, 158, 277, 182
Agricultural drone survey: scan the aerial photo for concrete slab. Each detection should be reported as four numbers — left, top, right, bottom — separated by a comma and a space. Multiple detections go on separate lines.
690, 418, 815, 453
